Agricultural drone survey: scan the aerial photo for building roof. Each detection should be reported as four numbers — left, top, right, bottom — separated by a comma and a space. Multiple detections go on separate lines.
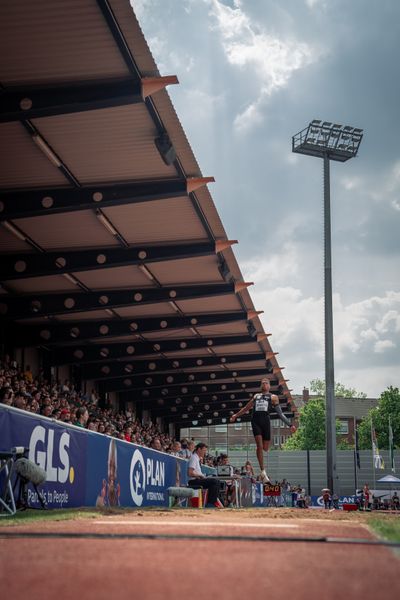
292, 394, 378, 420
0, 0, 293, 428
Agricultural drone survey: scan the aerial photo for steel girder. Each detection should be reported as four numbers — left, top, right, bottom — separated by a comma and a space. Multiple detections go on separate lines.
0, 75, 181, 122
142, 393, 287, 416
81, 352, 268, 380
0, 177, 214, 221
47, 334, 260, 365
0, 282, 247, 320
100, 367, 274, 393
115, 380, 281, 403
9, 310, 254, 346
164, 410, 294, 429
0, 241, 229, 281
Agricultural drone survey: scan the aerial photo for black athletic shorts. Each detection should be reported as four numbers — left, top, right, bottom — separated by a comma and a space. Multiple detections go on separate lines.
251, 414, 271, 440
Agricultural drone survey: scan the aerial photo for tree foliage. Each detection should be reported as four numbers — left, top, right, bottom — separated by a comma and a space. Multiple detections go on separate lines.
357, 386, 400, 450
283, 380, 368, 451
309, 378, 367, 398
284, 398, 326, 450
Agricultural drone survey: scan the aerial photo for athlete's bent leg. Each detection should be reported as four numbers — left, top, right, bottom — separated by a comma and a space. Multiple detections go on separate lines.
254, 435, 264, 471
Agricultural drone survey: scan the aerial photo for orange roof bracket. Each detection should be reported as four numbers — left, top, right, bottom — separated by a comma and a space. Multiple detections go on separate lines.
256, 333, 271, 341
234, 281, 254, 293
266, 351, 279, 359
186, 177, 215, 193
141, 75, 179, 98
215, 239, 238, 253
247, 310, 264, 320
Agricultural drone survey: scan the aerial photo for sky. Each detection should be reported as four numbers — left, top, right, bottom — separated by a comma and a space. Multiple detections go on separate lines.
132, 0, 400, 398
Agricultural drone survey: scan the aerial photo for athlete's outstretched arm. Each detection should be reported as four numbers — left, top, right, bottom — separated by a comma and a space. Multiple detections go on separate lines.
230, 398, 254, 422
273, 403, 292, 427
271, 395, 296, 432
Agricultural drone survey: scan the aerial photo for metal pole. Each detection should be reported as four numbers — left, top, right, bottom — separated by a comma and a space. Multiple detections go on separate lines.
307, 449, 311, 496
323, 153, 336, 494
353, 416, 358, 495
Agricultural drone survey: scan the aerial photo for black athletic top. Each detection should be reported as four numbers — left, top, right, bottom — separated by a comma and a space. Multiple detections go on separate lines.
251, 393, 272, 420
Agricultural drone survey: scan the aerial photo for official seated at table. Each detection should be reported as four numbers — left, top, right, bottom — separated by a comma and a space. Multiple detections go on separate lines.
187, 443, 224, 509
216, 454, 241, 508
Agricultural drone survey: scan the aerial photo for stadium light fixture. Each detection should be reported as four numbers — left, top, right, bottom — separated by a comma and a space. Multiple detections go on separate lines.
292, 119, 363, 495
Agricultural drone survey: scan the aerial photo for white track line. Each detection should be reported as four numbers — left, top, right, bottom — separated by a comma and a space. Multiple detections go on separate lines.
94, 520, 299, 528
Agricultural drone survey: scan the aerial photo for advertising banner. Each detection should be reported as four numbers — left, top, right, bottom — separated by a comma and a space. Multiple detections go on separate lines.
1, 407, 267, 510
311, 495, 357, 507
252, 482, 265, 507
0, 406, 87, 508
86, 435, 187, 508
0, 406, 187, 509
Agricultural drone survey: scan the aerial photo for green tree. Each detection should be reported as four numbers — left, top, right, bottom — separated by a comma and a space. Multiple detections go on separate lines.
283, 394, 362, 451
309, 378, 367, 398
284, 397, 326, 450
357, 386, 400, 450
337, 439, 353, 450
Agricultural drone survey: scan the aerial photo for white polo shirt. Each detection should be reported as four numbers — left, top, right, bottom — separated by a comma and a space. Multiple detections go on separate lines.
188, 452, 203, 478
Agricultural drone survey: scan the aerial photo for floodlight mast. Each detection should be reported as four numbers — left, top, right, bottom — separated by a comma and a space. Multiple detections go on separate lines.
292, 120, 363, 494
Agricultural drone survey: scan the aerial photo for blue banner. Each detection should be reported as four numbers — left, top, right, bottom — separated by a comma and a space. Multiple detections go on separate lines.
86, 435, 187, 508
0, 406, 187, 509
311, 495, 357, 507
1, 406, 266, 509
0, 406, 87, 508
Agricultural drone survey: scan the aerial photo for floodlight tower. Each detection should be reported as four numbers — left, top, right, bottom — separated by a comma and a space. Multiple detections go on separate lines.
292, 120, 363, 494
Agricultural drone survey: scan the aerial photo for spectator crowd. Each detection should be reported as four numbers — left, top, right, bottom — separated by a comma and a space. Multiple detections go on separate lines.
0, 355, 202, 458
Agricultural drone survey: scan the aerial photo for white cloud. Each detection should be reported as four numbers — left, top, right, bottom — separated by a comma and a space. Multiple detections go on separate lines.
241, 242, 301, 283
240, 257, 400, 394
206, 0, 317, 133
374, 339, 396, 353
305, 0, 327, 9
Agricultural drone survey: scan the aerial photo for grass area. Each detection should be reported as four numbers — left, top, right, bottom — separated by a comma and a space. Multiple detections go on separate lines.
368, 515, 400, 543
0, 507, 138, 527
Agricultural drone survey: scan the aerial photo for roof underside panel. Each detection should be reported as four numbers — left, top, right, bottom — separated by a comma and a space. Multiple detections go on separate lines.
0, 122, 68, 188
0, 0, 128, 84
102, 199, 208, 244
33, 105, 176, 183
0, 0, 293, 424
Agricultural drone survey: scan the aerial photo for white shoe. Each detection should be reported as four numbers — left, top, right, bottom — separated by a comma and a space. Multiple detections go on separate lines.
260, 470, 271, 484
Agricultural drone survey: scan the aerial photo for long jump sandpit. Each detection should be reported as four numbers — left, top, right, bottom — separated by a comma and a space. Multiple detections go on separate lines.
1, 508, 399, 600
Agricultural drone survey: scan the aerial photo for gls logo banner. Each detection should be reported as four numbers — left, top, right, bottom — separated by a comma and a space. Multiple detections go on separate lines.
129, 448, 166, 506
29, 425, 72, 484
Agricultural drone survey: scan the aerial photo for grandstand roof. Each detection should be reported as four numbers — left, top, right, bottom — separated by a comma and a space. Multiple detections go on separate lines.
0, 0, 293, 428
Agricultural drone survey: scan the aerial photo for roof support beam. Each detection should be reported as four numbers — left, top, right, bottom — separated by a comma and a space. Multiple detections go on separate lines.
163, 411, 293, 429
9, 310, 258, 346
82, 352, 268, 380
0, 76, 179, 122
153, 403, 290, 420
144, 391, 288, 416
0, 240, 237, 281
118, 379, 280, 402
0, 281, 253, 320
48, 334, 262, 366
101, 367, 273, 393
0, 177, 214, 221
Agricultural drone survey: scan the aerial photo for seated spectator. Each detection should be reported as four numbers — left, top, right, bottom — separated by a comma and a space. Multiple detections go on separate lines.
322, 489, 331, 509
151, 438, 162, 451
392, 492, 400, 510
241, 460, 255, 478
170, 440, 181, 456
74, 407, 89, 428
218, 454, 239, 508
187, 443, 224, 509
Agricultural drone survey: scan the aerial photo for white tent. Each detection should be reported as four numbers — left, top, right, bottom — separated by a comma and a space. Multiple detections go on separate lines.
377, 475, 400, 484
